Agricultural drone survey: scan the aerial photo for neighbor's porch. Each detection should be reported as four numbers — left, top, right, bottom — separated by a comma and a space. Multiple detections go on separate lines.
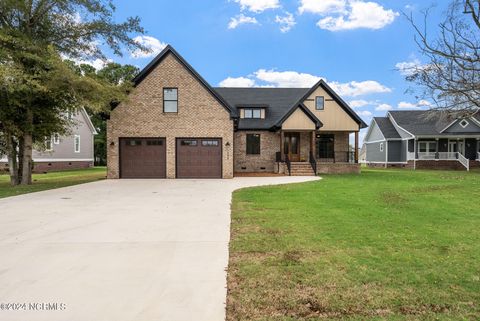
407, 137, 480, 171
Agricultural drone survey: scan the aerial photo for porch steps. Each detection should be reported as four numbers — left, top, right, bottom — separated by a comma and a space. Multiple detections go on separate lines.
289, 162, 316, 176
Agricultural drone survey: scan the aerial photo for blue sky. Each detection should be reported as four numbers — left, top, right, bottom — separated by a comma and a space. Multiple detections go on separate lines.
95, 0, 448, 142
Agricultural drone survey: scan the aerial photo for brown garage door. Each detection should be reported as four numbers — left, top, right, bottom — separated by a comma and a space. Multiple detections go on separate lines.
176, 138, 222, 178
120, 138, 166, 178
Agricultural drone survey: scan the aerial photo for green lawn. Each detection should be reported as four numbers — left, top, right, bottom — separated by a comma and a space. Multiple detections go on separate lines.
0, 167, 107, 199
228, 168, 480, 320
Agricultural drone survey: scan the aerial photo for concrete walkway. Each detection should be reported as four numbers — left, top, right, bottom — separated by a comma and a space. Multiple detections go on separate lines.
0, 176, 319, 321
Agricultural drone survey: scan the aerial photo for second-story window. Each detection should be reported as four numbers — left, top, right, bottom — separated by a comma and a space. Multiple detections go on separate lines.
163, 88, 178, 113
244, 108, 261, 119
315, 96, 324, 110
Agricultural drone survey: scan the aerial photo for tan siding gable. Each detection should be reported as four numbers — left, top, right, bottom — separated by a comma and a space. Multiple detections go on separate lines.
282, 108, 316, 130
302, 87, 359, 131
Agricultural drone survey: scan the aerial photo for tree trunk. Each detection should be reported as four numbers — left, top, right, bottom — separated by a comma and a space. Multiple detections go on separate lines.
17, 136, 24, 184
20, 133, 33, 185
6, 135, 19, 186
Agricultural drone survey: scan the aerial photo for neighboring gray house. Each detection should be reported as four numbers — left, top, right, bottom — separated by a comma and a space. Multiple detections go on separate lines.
1, 107, 97, 173
364, 110, 480, 171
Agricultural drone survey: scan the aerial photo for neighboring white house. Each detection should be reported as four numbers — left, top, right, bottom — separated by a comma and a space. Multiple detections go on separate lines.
1, 107, 97, 173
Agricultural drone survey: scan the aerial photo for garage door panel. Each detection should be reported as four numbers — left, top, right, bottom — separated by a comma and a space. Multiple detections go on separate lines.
120, 138, 166, 178
176, 138, 222, 178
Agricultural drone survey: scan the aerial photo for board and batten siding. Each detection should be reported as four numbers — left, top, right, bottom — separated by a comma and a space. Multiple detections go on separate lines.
302, 87, 360, 132
387, 140, 405, 162
282, 108, 316, 130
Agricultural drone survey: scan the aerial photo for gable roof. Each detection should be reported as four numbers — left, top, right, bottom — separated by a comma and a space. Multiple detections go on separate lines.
213, 87, 309, 130
388, 110, 480, 136
291, 79, 368, 129
80, 107, 98, 135
277, 103, 323, 129
133, 45, 236, 117
373, 117, 401, 139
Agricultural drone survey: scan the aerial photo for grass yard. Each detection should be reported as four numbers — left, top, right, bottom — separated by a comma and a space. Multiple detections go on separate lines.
228, 168, 480, 320
0, 167, 106, 199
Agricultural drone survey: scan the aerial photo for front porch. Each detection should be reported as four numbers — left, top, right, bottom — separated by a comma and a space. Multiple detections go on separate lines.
276, 130, 360, 175
408, 138, 480, 171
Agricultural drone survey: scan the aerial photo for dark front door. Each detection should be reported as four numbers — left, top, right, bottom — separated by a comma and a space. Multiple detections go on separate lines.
120, 138, 166, 178
176, 138, 222, 178
284, 132, 300, 162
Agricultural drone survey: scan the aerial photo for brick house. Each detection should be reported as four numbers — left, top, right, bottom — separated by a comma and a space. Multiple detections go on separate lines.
364, 111, 480, 171
107, 46, 367, 179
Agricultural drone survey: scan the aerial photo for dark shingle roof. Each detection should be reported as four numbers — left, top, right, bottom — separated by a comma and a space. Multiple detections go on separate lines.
213, 87, 309, 130
373, 117, 401, 139
388, 110, 480, 136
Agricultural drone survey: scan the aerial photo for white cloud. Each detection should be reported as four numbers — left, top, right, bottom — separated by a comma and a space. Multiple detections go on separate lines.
219, 69, 391, 97
395, 58, 422, 76
131, 36, 167, 59
317, 1, 399, 31
376, 103, 393, 111
219, 76, 256, 87
275, 12, 296, 33
254, 69, 321, 87
397, 101, 428, 110
234, 0, 280, 13
330, 80, 391, 97
228, 14, 259, 29
357, 110, 373, 117
299, 0, 346, 14
349, 100, 369, 108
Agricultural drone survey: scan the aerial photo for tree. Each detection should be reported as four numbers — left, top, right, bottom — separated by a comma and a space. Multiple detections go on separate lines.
0, 0, 147, 185
91, 62, 139, 166
402, 0, 480, 116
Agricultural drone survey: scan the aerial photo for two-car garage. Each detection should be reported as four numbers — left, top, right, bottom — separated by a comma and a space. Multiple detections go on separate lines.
119, 137, 222, 179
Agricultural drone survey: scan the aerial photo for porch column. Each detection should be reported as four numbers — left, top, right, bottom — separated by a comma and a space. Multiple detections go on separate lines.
280, 131, 284, 161
354, 131, 359, 163
310, 131, 315, 157
436, 138, 439, 160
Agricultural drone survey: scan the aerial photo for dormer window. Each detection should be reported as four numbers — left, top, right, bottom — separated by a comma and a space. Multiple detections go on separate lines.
244, 108, 261, 119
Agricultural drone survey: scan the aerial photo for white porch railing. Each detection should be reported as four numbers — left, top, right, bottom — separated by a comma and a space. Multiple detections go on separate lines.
437, 152, 458, 160
417, 152, 436, 160
458, 153, 470, 171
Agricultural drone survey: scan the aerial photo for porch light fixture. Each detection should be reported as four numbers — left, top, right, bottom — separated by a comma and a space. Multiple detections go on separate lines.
110, 141, 115, 146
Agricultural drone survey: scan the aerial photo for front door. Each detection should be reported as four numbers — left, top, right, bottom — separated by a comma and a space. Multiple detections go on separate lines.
449, 140, 464, 155
284, 132, 300, 162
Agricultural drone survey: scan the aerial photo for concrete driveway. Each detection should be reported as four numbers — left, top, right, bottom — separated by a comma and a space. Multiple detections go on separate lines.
0, 176, 319, 321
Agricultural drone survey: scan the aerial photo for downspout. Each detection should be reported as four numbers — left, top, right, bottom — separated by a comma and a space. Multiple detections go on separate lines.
414, 139, 417, 170
385, 140, 388, 168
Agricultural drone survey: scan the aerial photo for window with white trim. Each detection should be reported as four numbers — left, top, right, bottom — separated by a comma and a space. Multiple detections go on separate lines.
460, 119, 469, 128
243, 108, 262, 119
74, 135, 81, 153
380, 142, 384, 152
53, 133, 60, 144
418, 141, 436, 154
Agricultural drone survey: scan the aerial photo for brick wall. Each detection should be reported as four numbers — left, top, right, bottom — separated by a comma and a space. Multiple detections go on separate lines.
234, 131, 279, 173
107, 53, 234, 179
316, 163, 361, 174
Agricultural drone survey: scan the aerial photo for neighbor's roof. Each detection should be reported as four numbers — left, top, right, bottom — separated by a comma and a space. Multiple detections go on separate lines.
373, 117, 401, 139
386, 110, 480, 136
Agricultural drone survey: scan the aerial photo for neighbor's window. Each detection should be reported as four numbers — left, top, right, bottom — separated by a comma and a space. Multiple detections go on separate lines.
246, 134, 260, 155
74, 135, 81, 153
315, 96, 324, 110
380, 142, 384, 152
163, 88, 178, 113
244, 108, 262, 119
53, 133, 60, 144
45, 137, 53, 151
